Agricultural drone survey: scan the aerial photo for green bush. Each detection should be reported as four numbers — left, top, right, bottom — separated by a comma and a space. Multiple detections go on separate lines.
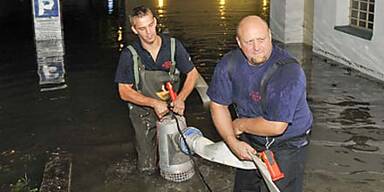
10, 174, 38, 192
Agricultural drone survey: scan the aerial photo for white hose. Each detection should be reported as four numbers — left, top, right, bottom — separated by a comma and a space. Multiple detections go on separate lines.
181, 127, 281, 192
190, 136, 256, 170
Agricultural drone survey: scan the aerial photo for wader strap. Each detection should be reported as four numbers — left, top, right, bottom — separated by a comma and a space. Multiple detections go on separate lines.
226, 51, 237, 82
169, 37, 178, 80
127, 45, 140, 90
260, 58, 298, 115
170, 38, 176, 73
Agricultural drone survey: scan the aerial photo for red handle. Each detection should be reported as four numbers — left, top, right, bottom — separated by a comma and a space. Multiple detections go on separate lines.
260, 150, 285, 181
165, 82, 177, 101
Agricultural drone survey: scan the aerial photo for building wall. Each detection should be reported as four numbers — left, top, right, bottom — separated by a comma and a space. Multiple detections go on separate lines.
313, 0, 384, 81
285, 0, 304, 43
270, 0, 287, 42
303, 0, 314, 45
270, 0, 313, 45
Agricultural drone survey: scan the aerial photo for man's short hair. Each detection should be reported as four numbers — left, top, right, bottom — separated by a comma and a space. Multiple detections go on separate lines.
129, 5, 153, 25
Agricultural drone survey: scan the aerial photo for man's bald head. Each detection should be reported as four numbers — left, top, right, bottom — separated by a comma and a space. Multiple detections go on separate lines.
236, 15, 272, 65
236, 16, 269, 39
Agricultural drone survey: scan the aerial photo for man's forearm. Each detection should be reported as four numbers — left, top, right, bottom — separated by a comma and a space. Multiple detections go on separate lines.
176, 67, 198, 101
210, 102, 237, 144
234, 117, 288, 136
210, 101, 257, 160
118, 83, 158, 108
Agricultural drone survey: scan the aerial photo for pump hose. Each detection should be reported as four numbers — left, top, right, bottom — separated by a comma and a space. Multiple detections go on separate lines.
171, 112, 213, 192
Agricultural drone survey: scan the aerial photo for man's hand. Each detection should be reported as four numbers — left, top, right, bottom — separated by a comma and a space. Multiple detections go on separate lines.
171, 98, 185, 115
226, 137, 256, 161
152, 100, 169, 119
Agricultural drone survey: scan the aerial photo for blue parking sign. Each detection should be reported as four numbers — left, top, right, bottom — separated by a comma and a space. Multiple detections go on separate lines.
34, 0, 59, 17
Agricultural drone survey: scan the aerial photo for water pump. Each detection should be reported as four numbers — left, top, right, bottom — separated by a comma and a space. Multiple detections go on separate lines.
157, 114, 195, 182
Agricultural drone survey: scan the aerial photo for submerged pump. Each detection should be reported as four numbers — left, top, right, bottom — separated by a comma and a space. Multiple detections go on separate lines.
157, 115, 195, 182
157, 82, 195, 182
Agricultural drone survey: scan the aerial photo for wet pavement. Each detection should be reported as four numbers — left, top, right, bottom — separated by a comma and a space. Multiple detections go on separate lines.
1, 0, 384, 191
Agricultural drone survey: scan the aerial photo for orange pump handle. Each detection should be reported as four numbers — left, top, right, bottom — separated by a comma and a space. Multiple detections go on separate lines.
165, 82, 177, 101
260, 150, 285, 181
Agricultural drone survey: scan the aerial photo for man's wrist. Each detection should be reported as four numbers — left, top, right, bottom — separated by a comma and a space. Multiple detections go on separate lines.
148, 98, 158, 108
237, 118, 249, 133
224, 135, 238, 146
176, 94, 187, 102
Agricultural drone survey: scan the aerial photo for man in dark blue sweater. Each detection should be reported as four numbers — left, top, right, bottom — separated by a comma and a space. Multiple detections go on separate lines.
207, 15, 312, 192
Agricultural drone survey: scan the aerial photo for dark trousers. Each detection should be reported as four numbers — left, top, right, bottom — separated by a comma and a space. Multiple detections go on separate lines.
128, 104, 158, 173
234, 142, 308, 192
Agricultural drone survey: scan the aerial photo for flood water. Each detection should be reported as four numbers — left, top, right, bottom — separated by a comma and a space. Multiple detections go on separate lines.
1, 0, 384, 191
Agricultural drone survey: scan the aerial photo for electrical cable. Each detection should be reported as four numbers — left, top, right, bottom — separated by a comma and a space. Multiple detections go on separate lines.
165, 81, 212, 191
171, 112, 213, 192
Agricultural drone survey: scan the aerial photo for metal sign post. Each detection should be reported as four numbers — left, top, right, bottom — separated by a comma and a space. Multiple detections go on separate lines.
32, 0, 66, 91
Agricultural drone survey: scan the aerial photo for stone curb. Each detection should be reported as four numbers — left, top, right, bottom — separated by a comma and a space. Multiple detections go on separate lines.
40, 152, 72, 192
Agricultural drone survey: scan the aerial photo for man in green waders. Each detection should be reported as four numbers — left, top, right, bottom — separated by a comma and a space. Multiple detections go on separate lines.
114, 5, 198, 175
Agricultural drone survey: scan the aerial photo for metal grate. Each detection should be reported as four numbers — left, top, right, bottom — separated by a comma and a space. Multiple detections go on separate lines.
160, 163, 195, 182
350, 0, 375, 30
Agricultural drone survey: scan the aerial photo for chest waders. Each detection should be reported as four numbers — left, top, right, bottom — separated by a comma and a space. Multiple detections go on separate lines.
126, 38, 180, 173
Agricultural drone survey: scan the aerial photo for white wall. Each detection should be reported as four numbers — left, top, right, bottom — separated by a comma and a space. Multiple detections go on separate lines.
285, 0, 304, 43
303, 0, 314, 45
270, 0, 313, 45
313, 0, 384, 82
270, 0, 287, 42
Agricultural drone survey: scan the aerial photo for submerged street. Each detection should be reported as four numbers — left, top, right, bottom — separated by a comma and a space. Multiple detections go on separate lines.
0, 0, 383, 191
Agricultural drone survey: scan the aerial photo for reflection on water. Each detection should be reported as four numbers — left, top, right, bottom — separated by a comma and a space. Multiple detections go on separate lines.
218, 0, 226, 20
308, 53, 384, 143
305, 53, 384, 190
1, 0, 384, 191
35, 39, 67, 91
107, 0, 114, 15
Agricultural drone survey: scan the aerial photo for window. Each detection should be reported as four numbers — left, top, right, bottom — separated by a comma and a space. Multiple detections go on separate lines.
334, 0, 375, 40
350, 0, 375, 30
